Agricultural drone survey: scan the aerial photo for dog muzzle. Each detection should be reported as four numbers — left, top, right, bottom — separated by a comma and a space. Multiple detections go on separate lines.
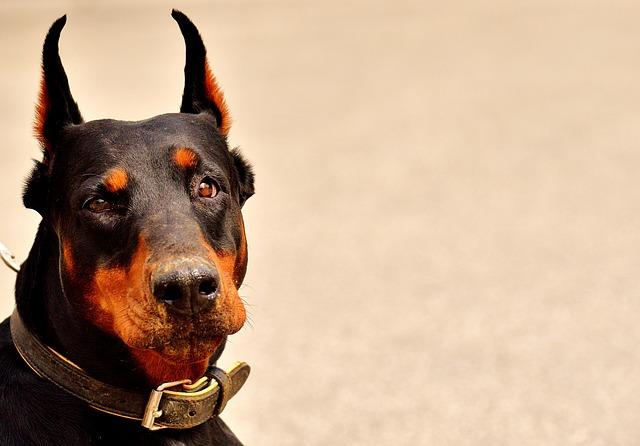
2, 241, 250, 431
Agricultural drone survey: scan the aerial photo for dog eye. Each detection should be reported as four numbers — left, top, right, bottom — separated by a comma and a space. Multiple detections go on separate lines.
198, 178, 218, 198
84, 197, 114, 213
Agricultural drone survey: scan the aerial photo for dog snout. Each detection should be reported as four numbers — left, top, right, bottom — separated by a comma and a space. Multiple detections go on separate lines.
152, 258, 219, 315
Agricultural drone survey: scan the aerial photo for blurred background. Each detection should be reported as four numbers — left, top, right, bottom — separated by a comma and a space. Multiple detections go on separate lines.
2, 0, 640, 444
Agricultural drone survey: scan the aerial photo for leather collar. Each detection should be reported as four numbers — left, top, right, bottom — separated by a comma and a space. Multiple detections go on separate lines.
10, 309, 250, 430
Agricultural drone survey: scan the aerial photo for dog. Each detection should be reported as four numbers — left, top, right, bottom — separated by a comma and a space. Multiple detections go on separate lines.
0, 10, 254, 445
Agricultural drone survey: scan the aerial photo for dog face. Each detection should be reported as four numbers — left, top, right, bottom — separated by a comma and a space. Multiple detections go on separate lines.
23, 11, 254, 385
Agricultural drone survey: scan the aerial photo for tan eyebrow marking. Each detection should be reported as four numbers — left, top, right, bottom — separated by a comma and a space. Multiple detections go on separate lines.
104, 168, 129, 193
174, 147, 199, 169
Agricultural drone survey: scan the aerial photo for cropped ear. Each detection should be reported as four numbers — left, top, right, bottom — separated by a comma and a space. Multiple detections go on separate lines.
172, 9, 231, 136
26, 15, 82, 214
34, 15, 83, 158
230, 148, 255, 206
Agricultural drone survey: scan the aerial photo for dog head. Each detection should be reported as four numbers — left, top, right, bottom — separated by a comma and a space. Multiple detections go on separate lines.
23, 11, 254, 385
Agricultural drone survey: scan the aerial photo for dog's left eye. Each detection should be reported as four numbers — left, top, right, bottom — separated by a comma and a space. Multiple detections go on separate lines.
84, 197, 115, 213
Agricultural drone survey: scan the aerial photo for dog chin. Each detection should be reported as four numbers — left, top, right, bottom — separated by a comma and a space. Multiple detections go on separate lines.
127, 327, 224, 360
117, 307, 243, 383
157, 336, 224, 362
128, 336, 224, 385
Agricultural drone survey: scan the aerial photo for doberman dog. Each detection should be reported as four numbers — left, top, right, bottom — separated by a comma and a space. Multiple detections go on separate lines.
0, 10, 254, 445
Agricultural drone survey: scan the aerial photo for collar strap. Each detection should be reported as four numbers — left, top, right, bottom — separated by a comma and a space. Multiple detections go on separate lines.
10, 309, 250, 430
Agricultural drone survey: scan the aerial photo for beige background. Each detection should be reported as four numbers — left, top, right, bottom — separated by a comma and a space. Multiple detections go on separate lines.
1, 1, 640, 444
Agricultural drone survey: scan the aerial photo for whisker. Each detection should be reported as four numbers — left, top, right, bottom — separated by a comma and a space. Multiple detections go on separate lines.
238, 282, 255, 292
239, 296, 255, 308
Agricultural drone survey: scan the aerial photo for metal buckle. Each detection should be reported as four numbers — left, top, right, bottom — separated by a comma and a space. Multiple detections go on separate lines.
141, 378, 192, 430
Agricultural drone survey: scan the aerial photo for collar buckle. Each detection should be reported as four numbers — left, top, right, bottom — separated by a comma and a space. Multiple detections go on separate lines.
141, 379, 193, 430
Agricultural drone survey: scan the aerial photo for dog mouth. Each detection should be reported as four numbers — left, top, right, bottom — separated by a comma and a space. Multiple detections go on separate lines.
125, 324, 227, 384
119, 299, 238, 350
124, 310, 221, 346
152, 335, 224, 362
123, 316, 226, 368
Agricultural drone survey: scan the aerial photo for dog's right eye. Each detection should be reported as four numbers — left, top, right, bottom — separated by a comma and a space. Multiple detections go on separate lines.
84, 197, 114, 213
198, 178, 218, 199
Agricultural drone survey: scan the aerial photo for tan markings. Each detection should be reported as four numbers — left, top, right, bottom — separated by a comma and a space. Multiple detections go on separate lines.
104, 168, 129, 193
199, 233, 246, 334
62, 240, 75, 275
85, 235, 149, 342
203, 60, 232, 136
174, 147, 199, 169
34, 73, 51, 154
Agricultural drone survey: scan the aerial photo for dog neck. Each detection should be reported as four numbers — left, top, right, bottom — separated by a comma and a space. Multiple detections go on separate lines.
15, 222, 224, 390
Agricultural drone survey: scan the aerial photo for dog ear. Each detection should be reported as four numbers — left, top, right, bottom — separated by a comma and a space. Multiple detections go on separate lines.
172, 11, 251, 204
172, 9, 231, 136
230, 148, 255, 206
26, 15, 83, 214
34, 15, 83, 158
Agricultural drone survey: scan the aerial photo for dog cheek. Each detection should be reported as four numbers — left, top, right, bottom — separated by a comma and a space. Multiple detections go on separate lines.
209, 252, 246, 330
58, 242, 114, 331
88, 270, 161, 349
222, 288, 246, 334
84, 266, 128, 336
232, 218, 249, 286
82, 237, 157, 346
61, 241, 75, 276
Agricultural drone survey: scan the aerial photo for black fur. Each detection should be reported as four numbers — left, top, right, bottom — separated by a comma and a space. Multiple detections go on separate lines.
0, 11, 253, 445
230, 148, 255, 206
23, 160, 49, 214
173, 10, 224, 125
39, 15, 83, 149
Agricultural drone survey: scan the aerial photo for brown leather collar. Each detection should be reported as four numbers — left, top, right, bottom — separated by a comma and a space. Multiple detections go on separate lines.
10, 309, 250, 430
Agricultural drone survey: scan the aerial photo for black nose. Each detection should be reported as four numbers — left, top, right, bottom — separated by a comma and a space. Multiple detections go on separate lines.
152, 259, 219, 315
